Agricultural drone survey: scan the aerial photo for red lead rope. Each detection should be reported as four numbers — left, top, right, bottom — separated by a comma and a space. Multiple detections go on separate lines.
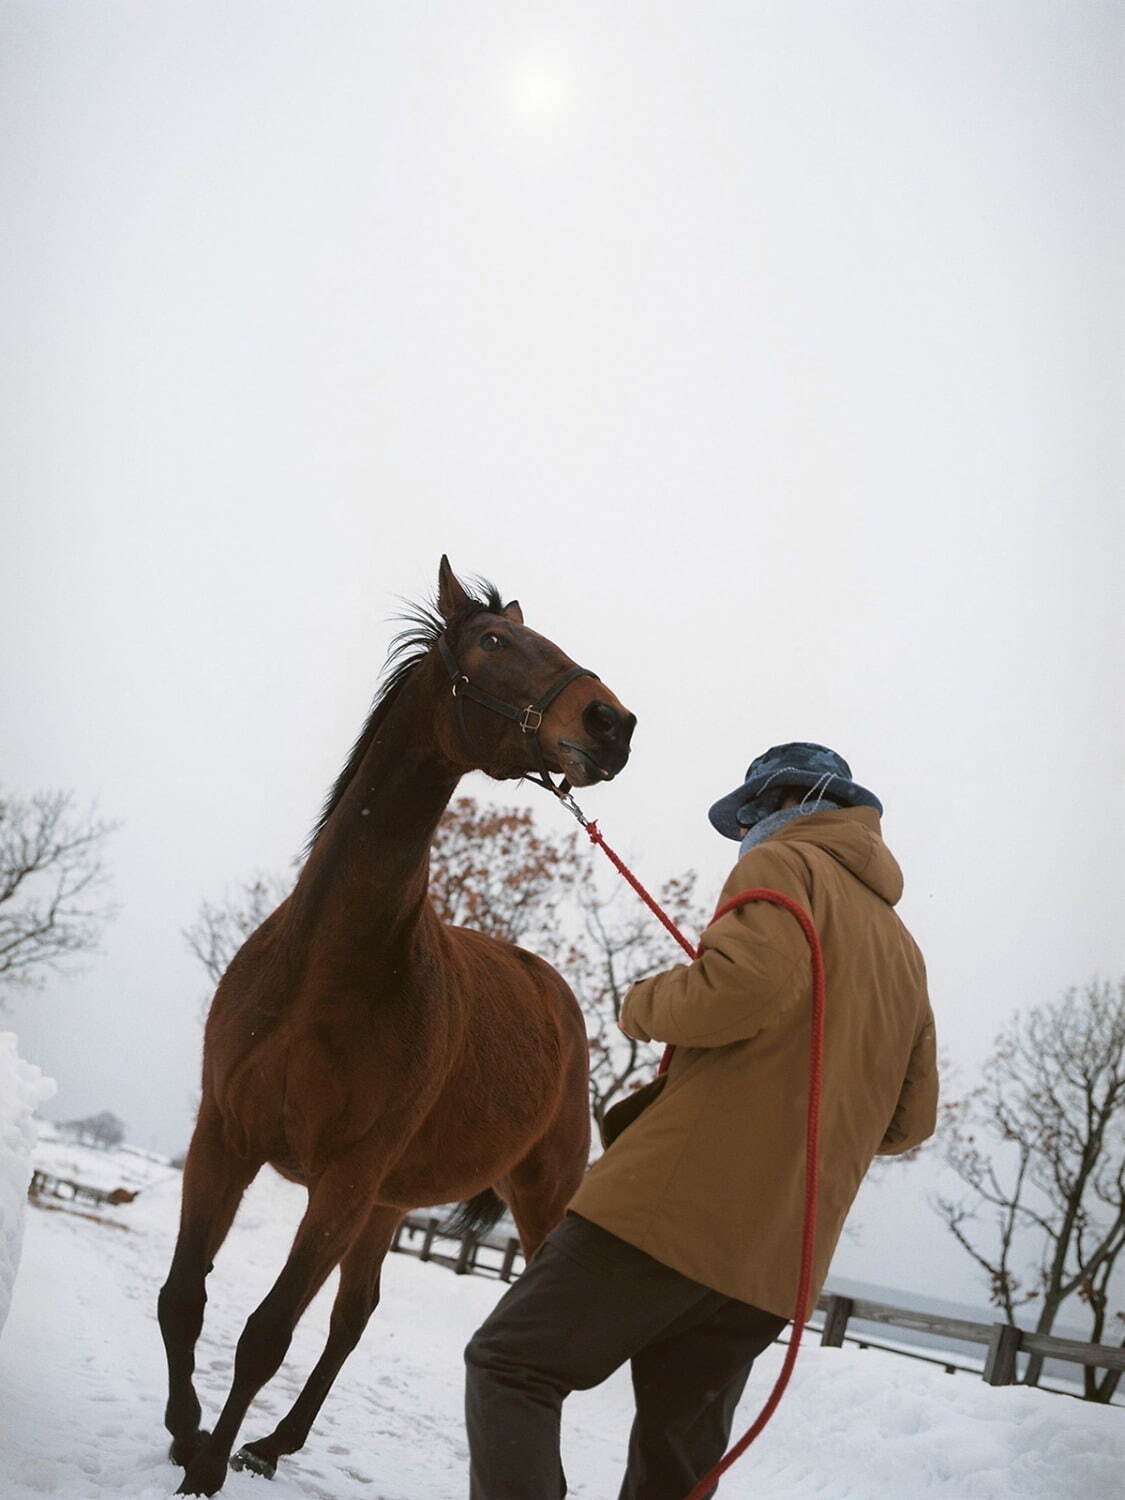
581, 818, 827, 1499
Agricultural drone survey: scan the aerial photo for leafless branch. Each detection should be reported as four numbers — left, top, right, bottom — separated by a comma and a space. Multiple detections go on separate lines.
932, 978, 1125, 1397
183, 872, 293, 987
0, 787, 119, 1001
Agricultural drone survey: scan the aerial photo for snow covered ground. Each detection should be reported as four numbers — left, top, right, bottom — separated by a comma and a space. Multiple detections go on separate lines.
1, 1132, 1122, 1500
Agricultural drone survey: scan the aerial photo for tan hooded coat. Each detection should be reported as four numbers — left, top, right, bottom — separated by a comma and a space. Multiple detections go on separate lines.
569, 807, 937, 1318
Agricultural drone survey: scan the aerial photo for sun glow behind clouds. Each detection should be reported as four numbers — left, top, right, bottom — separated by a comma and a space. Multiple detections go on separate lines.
510, 57, 570, 120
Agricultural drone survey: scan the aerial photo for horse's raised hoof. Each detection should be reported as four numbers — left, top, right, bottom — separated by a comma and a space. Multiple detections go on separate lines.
231, 1446, 277, 1480
168, 1429, 211, 1469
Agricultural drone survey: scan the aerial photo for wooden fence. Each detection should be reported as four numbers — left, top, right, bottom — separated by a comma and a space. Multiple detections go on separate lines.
392, 1212, 524, 1282
28, 1169, 137, 1209
816, 1292, 1124, 1392
390, 1213, 1125, 1395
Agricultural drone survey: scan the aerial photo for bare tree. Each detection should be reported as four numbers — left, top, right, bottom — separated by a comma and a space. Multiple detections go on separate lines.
87, 1109, 126, 1149
933, 978, 1125, 1400
60, 1110, 127, 1149
564, 867, 708, 1129
0, 787, 118, 1001
183, 873, 293, 987
429, 802, 706, 1124
428, 797, 576, 947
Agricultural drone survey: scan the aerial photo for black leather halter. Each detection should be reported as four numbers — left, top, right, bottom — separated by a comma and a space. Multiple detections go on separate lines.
437, 636, 598, 797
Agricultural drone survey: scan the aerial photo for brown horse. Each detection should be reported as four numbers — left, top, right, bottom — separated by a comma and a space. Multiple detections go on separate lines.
158, 558, 635, 1496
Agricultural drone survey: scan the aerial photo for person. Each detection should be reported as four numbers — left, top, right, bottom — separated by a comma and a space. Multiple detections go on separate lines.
465, 742, 938, 1500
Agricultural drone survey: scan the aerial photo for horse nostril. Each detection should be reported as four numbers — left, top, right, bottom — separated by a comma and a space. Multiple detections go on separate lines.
583, 702, 622, 741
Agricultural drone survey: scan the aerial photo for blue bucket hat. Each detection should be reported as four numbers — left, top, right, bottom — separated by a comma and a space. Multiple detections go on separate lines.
708, 741, 882, 840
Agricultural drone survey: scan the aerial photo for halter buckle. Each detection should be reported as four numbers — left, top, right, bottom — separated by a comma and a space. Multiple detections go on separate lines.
451, 675, 469, 698
519, 706, 543, 733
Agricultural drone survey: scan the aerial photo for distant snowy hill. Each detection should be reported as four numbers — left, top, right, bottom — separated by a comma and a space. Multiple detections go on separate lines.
1, 1133, 1121, 1499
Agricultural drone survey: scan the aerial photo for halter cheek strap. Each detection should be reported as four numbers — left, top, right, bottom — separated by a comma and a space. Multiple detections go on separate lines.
437, 636, 598, 798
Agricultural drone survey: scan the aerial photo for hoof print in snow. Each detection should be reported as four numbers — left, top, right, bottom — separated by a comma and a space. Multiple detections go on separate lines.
231, 1446, 277, 1480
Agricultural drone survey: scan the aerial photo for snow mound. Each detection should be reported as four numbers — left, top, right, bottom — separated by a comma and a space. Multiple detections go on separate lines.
0, 1033, 56, 1339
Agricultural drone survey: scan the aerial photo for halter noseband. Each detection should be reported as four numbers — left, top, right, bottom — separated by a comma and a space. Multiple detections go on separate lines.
437, 636, 598, 798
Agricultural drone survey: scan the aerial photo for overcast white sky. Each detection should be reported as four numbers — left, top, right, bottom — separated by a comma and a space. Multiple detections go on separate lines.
2, 2, 1122, 1304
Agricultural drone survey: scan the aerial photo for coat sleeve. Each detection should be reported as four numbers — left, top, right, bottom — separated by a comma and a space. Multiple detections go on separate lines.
620, 846, 812, 1048
877, 1007, 939, 1155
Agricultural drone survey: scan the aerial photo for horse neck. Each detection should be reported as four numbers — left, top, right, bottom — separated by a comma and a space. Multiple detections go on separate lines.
291, 663, 461, 950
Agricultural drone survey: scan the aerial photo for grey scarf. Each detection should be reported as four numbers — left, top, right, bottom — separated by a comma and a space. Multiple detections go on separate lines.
738, 800, 839, 857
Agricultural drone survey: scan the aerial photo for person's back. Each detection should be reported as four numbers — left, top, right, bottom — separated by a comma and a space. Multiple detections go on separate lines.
572, 801, 936, 1317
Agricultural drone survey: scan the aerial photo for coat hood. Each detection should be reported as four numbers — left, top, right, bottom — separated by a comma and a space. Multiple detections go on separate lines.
755, 806, 904, 906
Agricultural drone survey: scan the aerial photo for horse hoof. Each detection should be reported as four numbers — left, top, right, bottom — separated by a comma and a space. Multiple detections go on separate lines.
175, 1471, 224, 1497
169, 1429, 212, 1468
175, 1447, 228, 1496
231, 1447, 277, 1480
175, 1479, 219, 1498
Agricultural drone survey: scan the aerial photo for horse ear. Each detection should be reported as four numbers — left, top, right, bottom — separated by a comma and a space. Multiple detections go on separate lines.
437, 555, 472, 620
503, 600, 524, 625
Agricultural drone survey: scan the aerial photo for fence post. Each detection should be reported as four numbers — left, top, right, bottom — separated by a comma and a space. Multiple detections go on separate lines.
821, 1295, 854, 1348
419, 1216, 439, 1262
500, 1237, 521, 1283
983, 1323, 1021, 1386
455, 1233, 478, 1275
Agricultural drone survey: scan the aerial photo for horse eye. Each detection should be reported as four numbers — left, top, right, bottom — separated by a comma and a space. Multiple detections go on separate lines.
480, 632, 506, 652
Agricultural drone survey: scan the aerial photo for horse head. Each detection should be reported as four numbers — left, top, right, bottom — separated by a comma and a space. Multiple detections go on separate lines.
434, 556, 636, 788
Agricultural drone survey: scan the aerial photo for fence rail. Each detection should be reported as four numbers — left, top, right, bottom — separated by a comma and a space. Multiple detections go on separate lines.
390, 1213, 1124, 1393
817, 1294, 1124, 1389
28, 1169, 137, 1209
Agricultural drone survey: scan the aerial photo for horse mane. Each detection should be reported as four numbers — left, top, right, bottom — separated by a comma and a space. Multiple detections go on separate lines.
305, 576, 504, 851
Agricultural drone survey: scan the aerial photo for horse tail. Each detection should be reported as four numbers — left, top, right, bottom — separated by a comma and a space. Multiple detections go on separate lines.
441, 1187, 507, 1239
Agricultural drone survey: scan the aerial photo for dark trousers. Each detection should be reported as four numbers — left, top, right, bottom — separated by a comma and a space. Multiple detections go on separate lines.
464, 1213, 786, 1500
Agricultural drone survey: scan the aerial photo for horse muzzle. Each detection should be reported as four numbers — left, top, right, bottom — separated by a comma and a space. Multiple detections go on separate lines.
555, 702, 636, 785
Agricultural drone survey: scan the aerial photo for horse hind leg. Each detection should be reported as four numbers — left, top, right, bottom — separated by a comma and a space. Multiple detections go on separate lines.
158, 1105, 261, 1470
231, 1203, 402, 1481
176, 1159, 377, 1497
501, 1070, 591, 1258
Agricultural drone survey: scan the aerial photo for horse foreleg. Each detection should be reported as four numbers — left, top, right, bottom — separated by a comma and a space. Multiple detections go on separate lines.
231, 1203, 402, 1480
176, 1160, 372, 1497
158, 1107, 260, 1470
